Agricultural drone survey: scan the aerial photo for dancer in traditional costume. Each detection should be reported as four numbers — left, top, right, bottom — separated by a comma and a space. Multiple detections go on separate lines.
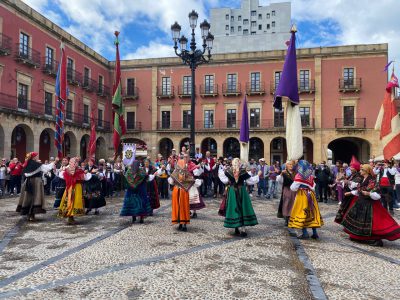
113, 157, 124, 197
120, 160, 155, 223
144, 159, 160, 213
84, 171, 106, 215
58, 157, 92, 225
340, 164, 400, 246
289, 160, 324, 239
53, 157, 69, 209
276, 160, 297, 226
168, 154, 202, 232
16, 153, 58, 221
334, 156, 363, 224
190, 159, 206, 218
218, 158, 260, 237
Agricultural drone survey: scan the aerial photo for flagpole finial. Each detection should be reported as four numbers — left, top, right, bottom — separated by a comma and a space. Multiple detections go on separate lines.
115, 31, 120, 37
290, 24, 297, 33
114, 31, 120, 46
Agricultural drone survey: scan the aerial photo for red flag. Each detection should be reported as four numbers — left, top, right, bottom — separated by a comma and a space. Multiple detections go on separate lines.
55, 42, 67, 158
88, 110, 96, 161
375, 71, 400, 159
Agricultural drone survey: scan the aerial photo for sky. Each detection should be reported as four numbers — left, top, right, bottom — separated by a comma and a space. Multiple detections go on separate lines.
23, 0, 399, 69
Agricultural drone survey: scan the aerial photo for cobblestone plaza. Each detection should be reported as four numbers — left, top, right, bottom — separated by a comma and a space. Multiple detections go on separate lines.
0, 195, 399, 299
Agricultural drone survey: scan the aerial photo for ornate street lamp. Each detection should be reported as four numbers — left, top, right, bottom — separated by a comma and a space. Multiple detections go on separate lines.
171, 10, 214, 159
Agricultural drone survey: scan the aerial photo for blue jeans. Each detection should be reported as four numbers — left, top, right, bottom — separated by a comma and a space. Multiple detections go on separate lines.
267, 180, 277, 198
258, 178, 267, 196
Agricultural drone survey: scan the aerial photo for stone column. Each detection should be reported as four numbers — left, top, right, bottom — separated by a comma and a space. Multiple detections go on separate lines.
314, 56, 323, 163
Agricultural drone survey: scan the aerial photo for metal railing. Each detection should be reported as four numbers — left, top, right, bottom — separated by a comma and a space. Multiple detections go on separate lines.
335, 118, 366, 129
0, 33, 12, 55
14, 43, 41, 67
42, 58, 58, 76
177, 85, 194, 97
339, 78, 362, 92
199, 84, 219, 96
122, 87, 139, 99
246, 82, 266, 95
67, 68, 82, 86
82, 77, 98, 93
156, 86, 174, 98
222, 83, 242, 96
298, 80, 315, 93
126, 121, 142, 131
97, 84, 111, 97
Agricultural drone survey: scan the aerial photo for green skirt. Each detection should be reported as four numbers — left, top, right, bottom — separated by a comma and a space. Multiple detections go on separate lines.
224, 185, 258, 228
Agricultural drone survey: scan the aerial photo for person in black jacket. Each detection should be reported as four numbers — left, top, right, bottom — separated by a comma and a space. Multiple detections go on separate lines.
315, 161, 331, 203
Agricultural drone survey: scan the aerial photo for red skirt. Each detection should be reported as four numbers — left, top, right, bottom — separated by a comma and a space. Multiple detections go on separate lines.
343, 197, 400, 241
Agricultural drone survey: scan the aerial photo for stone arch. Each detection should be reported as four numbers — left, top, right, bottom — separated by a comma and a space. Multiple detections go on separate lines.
39, 128, 56, 162
159, 138, 174, 159
223, 137, 240, 159
179, 137, 190, 154
11, 124, 34, 161
201, 137, 217, 157
270, 136, 287, 165
249, 137, 264, 161
80, 134, 90, 160
95, 136, 107, 160
328, 137, 371, 164
303, 137, 314, 163
64, 131, 77, 157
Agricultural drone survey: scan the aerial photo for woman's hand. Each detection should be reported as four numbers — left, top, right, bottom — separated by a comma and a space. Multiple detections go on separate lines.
361, 191, 370, 196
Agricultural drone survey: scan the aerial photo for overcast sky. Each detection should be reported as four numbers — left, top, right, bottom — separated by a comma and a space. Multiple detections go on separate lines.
23, 0, 399, 70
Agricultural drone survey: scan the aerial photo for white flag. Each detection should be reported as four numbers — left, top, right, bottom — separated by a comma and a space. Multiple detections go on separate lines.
122, 143, 136, 166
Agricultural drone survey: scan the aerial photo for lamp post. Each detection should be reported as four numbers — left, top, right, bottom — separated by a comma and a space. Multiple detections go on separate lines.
171, 10, 214, 159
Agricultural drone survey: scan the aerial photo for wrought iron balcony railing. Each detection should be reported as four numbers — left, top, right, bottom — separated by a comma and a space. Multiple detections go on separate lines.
122, 87, 139, 99
199, 84, 219, 97
0, 33, 12, 56
177, 85, 194, 97
335, 118, 366, 129
42, 58, 58, 77
15, 43, 41, 68
222, 83, 242, 96
156, 86, 175, 98
339, 78, 362, 92
246, 82, 266, 95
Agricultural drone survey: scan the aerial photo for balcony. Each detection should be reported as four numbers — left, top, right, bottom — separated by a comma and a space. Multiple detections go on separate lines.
82, 78, 98, 93
270, 81, 277, 94
0, 33, 12, 56
97, 85, 110, 97
122, 87, 139, 100
178, 85, 194, 98
0, 93, 111, 132
246, 82, 266, 96
298, 80, 315, 93
126, 121, 142, 132
14, 43, 41, 68
199, 84, 219, 97
222, 83, 241, 96
335, 118, 366, 130
156, 86, 174, 99
339, 78, 362, 93
42, 58, 58, 77
67, 68, 82, 86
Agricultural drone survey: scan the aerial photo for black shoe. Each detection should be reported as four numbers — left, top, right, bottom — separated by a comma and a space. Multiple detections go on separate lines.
139, 218, 144, 224
85, 209, 91, 215
371, 239, 383, 247
94, 210, 99, 215
182, 225, 187, 232
178, 224, 183, 231
298, 234, 310, 239
192, 212, 197, 218
234, 228, 241, 236
132, 216, 136, 223
311, 234, 319, 240
240, 231, 247, 237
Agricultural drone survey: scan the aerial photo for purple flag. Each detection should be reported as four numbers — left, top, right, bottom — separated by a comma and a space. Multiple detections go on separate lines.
239, 96, 249, 143
383, 60, 393, 72
273, 30, 299, 110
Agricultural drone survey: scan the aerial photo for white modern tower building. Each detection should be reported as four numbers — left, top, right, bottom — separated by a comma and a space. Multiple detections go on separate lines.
210, 0, 291, 54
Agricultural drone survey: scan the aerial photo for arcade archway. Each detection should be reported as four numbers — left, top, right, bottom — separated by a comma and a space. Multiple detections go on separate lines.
11, 125, 34, 161
249, 137, 264, 161
328, 137, 370, 164
201, 137, 217, 157
223, 137, 240, 159
270, 137, 287, 165
159, 138, 173, 159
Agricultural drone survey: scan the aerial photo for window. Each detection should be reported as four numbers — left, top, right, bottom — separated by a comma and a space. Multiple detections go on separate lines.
251, 32, 256, 35
19, 32, 29, 58
231, 16, 234, 22
274, 71, 282, 88
230, 26, 234, 33
183, 76, 192, 95
251, 10, 256, 16
272, 10, 276, 16
18, 83, 28, 110
67, 58, 74, 81
272, 21, 275, 27
250, 72, 261, 92
238, 26, 242, 31
98, 109, 103, 127
266, 13, 270, 19
267, 24, 270, 29
343, 68, 354, 87
83, 67, 90, 87
238, 15, 242, 21
258, 24, 262, 30
161, 111, 170, 129
299, 70, 310, 90
243, 19, 249, 25
183, 110, 191, 129
300, 107, 310, 127
227, 109, 237, 128
251, 21, 256, 27
44, 91, 52, 116
274, 108, 284, 127
161, 77, 171, 95
45, 47, 54, 69
98, 75, 104, 93
243, 29, 249, 35
126, 112, 135, 129
227, 74, 237, 92
204, 110, 214, 128
258, 14, 262, 20
225, 25, 229, 30
250, 108, 260, 128
66, 99, 73, 121
343, 106, 355, 126
83, 104, 89, 124
225, 14, 229, 20
127, 78, 135, 96
204, 75, 214, 94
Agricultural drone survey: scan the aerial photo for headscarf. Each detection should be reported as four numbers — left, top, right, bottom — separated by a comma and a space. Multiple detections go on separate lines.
296, 160, 313, 180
